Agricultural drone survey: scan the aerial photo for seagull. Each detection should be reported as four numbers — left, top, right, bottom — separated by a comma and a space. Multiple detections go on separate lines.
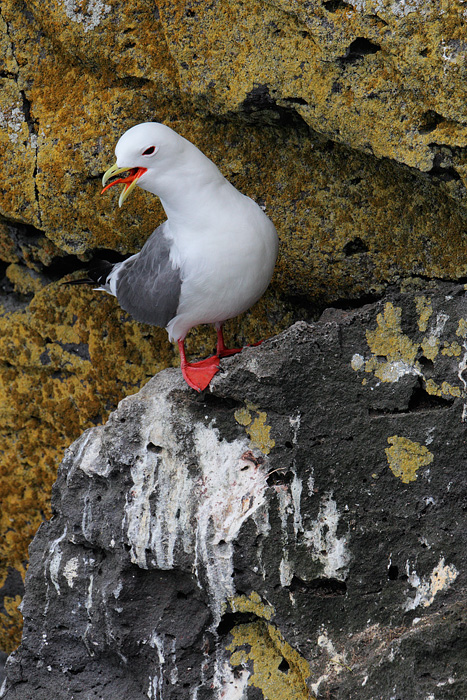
95, 122, 278, 392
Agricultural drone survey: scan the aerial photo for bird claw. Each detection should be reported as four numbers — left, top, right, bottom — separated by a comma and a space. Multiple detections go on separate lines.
181, 355, 221, 392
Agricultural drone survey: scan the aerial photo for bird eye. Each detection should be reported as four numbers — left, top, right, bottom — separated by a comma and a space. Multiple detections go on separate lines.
142, 146, 156, 156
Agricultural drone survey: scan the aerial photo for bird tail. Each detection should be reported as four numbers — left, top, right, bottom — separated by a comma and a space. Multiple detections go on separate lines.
62, 260, 115, 287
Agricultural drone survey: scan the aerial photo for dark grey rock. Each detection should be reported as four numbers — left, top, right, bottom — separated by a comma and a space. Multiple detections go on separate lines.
0, 653, 7, 687
1, 283, 466, 699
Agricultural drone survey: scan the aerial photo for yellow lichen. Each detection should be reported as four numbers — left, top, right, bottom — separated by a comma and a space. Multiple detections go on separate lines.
440, 381, 462, 398
385, 436, 434, 484
235, 403, 275, 455
441, 341, 462, 357
425, 379, 461, 398
0, 595, 23, 654
6, 263, 46, 296
229, 591, 274, 621
234, 407, 252, 427
364, 356, 379, 373
420, 334, 440, 362
248, 412, 275, 455
456, 319, 467, 338
425, 378, 441, 396
415, 296, 433, 332
228, 621, 313, 700
360, 303, 467, 403
365, 303, 420, 382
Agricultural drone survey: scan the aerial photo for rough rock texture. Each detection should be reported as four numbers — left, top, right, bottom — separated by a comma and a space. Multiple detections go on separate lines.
3, 0, 467, 658
1, 283, 466, 699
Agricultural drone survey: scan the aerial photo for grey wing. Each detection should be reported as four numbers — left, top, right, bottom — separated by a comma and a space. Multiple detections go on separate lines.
115, 222, 182, 328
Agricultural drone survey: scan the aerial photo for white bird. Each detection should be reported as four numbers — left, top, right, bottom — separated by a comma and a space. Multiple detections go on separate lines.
97, 122, 278, 391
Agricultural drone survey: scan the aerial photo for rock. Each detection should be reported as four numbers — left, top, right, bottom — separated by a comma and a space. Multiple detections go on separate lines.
0, 571, 23, 666
4, 0, 467, 276
3, 0, 467, 666
0, 654, 7, 687
1, 282, 466, 699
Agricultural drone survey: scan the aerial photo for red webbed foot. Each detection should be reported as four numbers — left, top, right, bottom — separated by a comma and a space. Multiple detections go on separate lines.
178, 339, 220, 392
177, 331, 264, 392
181, 355, 221, 392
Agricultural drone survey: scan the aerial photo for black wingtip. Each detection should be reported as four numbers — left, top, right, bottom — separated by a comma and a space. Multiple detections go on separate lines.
61, 260, 115, 287
61, 277, 94, 286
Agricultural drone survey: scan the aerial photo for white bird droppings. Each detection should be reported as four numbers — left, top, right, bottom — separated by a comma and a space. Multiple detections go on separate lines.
216, 662, 249, 699
351, 353, 365, 371
123, 396, 268, 628
193, 424, 268, 626
404, 557, 458, 610
46, 528, 67, 596
304, 493, 351, 580
63, 557, 80, 589
310, 628, 347, 696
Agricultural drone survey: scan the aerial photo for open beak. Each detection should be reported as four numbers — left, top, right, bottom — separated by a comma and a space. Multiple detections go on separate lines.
101, 163, 147, 208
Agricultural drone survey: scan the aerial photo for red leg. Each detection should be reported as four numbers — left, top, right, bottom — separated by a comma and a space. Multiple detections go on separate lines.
216, 325, 263, 358
216, 326, 243, 358
178, 340, 220, 392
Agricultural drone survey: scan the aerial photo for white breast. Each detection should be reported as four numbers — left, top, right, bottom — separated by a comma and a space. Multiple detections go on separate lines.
165, 192, 278, 342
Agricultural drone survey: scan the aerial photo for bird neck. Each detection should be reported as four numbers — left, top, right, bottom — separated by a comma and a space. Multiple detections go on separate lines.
162, 177, 235, 224
137, 143, 245, 230
143, 160, 236, 228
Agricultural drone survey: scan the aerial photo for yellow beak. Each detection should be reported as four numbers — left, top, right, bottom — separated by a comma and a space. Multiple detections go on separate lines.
101, 163, 147, 208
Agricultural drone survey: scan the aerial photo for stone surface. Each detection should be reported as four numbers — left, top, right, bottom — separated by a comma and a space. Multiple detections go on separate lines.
1, 283, 466, 699
3, 0, 467, 659
4, 0, 467, 283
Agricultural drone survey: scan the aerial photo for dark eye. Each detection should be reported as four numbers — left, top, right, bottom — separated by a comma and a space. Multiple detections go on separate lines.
142, 146, 156, 156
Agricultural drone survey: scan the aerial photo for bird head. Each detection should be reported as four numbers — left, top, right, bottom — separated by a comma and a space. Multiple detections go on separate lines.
101, 122, 185, 207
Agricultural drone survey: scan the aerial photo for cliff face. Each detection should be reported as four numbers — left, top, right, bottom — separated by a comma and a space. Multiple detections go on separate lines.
2, 0, 467, 685
2, 285, 466, 699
